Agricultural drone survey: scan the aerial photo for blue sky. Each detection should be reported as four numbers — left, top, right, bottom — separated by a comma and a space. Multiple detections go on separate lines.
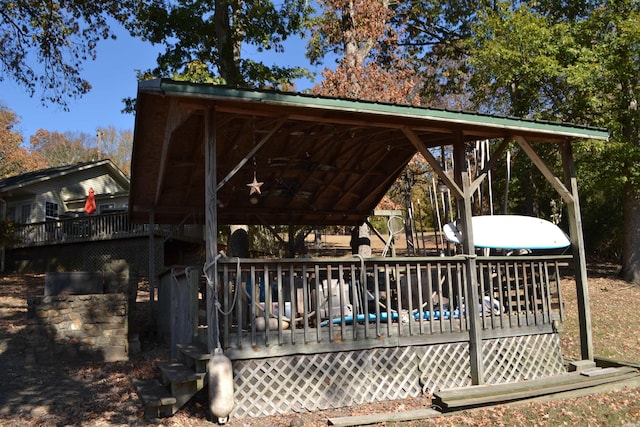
0, 24, 322, 141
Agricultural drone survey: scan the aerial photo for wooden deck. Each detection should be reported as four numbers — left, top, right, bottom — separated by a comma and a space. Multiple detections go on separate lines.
160, 254, 569, 360
433, 365, 640, 411
8, 212, 203, 248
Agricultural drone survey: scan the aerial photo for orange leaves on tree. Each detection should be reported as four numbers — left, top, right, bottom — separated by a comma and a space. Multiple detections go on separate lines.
0, 107, 47, 178
310, 0, 419, 106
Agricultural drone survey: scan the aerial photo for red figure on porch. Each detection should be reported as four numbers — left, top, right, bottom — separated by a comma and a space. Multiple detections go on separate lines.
84, 187, 96, 214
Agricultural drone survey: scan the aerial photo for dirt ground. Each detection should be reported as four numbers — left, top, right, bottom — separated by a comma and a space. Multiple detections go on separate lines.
1, 258, 639, 426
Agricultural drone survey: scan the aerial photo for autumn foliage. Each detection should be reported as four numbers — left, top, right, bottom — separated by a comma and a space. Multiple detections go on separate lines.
309, 0, 419, 106
0, 107, 132, 178
0, 107, 48, 178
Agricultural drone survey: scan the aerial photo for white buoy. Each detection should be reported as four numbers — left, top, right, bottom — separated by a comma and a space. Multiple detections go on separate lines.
255, 316, 289, 331
208, 349, 235, 424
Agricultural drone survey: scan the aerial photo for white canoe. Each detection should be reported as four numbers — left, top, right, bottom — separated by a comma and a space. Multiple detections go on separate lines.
443, 215, 571, 249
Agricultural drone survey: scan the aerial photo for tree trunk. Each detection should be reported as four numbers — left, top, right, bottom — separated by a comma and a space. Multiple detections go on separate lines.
620, 182, 640, 283
404, 178, 415, 256
215, 0, 242, 86
228, 225, 249, 257
350, 223, 371, 258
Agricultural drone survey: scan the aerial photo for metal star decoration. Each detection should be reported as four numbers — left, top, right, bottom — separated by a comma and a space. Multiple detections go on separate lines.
247, 172, 264, 195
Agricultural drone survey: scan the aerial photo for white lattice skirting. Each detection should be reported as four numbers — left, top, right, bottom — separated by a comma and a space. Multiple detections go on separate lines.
231, 333, 565, 419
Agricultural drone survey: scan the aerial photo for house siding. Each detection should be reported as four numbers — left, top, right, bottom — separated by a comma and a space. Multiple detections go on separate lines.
3, 163, 129, 223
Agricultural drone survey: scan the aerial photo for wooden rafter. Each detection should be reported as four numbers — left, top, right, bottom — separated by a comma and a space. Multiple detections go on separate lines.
155, 99, 192, 206
514, 136, 574, 204
216, 117, 286, 192
402, 126, 463, 199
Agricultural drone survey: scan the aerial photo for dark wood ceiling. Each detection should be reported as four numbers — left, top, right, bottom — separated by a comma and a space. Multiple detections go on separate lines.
129, 80, 608, 225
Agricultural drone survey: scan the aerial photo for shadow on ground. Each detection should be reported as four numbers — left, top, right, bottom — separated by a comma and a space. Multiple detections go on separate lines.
0, 274, 161, 426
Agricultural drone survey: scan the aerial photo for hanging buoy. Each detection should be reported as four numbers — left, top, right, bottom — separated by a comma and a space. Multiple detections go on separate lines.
208, 349, 235, 424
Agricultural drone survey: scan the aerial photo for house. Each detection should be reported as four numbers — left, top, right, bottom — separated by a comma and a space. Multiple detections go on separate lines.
0, 159, 201, 274
0, 159, 130, 224
129, 79, 609, 421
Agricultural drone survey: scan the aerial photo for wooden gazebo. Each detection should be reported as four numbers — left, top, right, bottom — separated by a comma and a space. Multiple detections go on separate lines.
130, 79, 608, 419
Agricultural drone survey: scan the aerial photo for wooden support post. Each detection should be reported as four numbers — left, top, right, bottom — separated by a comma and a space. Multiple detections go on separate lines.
148, 211, 155, 330
288, 226, 296, 258
0, 199, 5, 272
453, 135, 484, 385
205, 108, 220, 353
517, 135, 592, 361
561, 141, 593, 361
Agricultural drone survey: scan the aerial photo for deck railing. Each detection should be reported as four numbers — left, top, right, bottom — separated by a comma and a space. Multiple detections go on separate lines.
8, 212, 203, 248
209, 255, 569, 359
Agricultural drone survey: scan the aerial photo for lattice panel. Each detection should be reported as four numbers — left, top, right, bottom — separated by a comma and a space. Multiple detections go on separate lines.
483, 334, 565, 383
417, 343, 471, 394
231, 334, 565, 419
232, 347, 423, 419
80, 239, 163, 276
8, 238, 163, 275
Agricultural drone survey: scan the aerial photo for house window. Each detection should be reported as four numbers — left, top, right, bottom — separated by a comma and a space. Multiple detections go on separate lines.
99, 203, 115, 213
19, 203, 32, 224
45, 201, 59, 220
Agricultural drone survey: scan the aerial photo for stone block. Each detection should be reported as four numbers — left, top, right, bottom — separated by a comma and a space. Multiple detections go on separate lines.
25, 292, 130, 364
49, 316, 65, 325
110, 336, 126, 346
35, 309, 49, 318
102, 346, 128, 362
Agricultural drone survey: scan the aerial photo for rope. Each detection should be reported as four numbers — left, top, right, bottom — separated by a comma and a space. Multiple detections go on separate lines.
203, 252, 225, 350
353, 254, 366, 315
215, 257, 242, 316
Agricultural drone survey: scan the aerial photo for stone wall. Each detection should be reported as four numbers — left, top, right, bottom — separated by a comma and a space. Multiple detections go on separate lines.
26, 294, 128, 363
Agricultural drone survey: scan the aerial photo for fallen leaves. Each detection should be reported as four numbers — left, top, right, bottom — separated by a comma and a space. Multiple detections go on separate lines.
0, 268, 639, 427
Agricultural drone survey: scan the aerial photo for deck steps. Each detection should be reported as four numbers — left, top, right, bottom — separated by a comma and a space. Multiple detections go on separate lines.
433, 366, 640, 411
158, 359, 205, 384
132, 378, 178, 418
134, 343, 212, 418
176, 343, 212, 374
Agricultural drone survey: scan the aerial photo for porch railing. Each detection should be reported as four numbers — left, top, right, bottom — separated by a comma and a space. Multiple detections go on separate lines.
210, 255, 569, 359
8, 212, 203, 248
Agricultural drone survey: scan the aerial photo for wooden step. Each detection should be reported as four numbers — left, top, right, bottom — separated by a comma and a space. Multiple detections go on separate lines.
328, 408, 442, 426
580, 367, 621, 377
177, 343, 211, 361
132, 378, 177, 419
157, 359, 207, 414
594, 356, 640, 370
157, 360, 204, 384
176, 343, 211, 374
433, 366, 639, 411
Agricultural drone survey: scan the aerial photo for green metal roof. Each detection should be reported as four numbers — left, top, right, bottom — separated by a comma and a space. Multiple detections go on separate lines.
139, 79, 609, 142
130, 79, 608, 225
